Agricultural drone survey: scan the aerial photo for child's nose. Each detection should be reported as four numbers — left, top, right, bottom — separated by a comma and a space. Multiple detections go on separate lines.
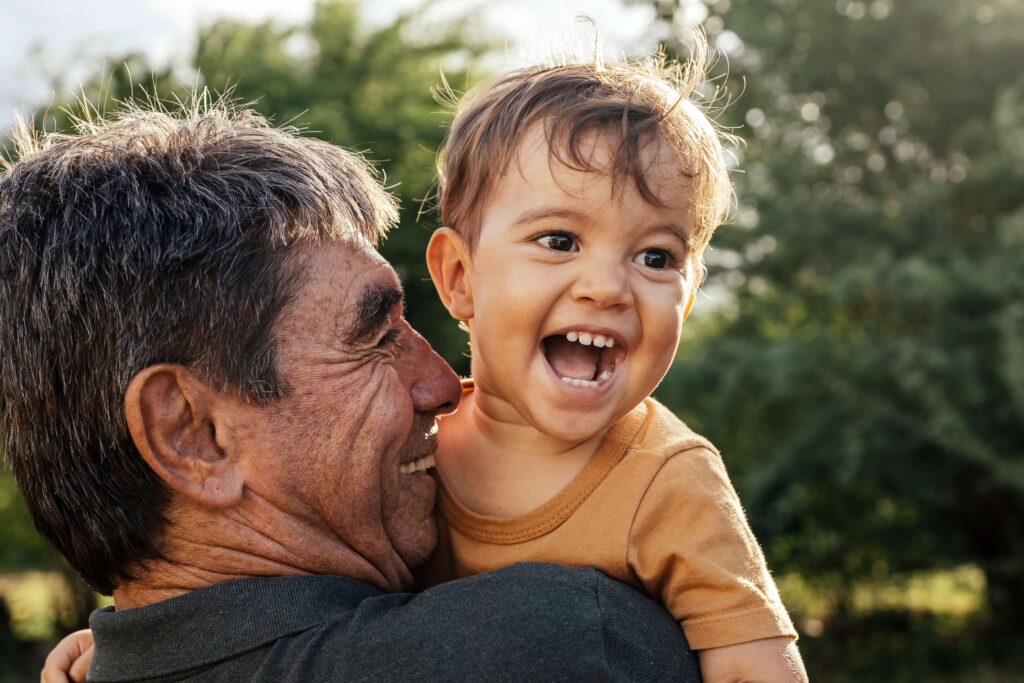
569, 260, 634, 309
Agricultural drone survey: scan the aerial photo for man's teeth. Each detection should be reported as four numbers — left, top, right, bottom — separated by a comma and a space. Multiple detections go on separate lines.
564, 331, 614, 348
399, 454, 435, 474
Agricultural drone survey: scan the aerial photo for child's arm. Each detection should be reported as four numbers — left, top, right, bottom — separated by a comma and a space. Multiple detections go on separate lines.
41, 628, 93, 683
699, 636, 807, 683
627, 443, 803, 676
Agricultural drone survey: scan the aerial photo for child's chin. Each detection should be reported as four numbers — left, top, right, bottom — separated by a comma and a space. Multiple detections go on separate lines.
532, 411, 610, 444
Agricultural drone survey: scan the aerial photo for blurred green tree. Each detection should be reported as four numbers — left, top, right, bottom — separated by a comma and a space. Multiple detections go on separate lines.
0, 471, 53, 572
647, 0, 1024, 628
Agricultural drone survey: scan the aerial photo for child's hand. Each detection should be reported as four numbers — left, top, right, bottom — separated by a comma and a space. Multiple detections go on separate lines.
41, 628, 94, 683
698, 636, 807, 683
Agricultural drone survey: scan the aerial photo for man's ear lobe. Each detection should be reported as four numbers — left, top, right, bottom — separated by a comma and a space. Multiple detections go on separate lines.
426, 227, 474, 321
125, 364, 243, 507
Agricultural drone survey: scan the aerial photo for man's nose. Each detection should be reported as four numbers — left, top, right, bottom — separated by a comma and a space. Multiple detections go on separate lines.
569, 256, 634, 309
403, 328, 462, 415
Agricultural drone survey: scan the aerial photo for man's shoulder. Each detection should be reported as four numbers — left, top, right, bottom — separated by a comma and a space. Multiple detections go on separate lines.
352, 563, 656, 646
87, 568, 698, 681
418, 560, 611, 601
288, 564, 698, 681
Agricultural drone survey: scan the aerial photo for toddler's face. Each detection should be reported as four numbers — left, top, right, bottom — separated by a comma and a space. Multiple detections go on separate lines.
462, 128, 697, 443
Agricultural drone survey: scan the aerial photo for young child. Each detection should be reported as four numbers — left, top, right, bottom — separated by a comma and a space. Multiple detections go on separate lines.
418, 44, 805, 680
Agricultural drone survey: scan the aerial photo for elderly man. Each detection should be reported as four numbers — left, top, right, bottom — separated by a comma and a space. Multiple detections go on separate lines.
1, 104, 699, 681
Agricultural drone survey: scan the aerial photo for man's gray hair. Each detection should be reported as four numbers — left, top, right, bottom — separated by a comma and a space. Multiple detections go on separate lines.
0, 98, 398, 594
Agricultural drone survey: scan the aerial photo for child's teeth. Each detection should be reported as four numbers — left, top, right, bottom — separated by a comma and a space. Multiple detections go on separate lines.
562, 331, 617, 348
598, 370, 612, 382
562, 377, 599, 388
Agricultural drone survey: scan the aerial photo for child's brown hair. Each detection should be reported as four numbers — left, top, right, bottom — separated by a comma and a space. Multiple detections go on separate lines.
437, 34, 733, 280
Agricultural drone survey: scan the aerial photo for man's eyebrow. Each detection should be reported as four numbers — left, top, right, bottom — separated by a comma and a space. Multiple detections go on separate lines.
346, 283, 404, 345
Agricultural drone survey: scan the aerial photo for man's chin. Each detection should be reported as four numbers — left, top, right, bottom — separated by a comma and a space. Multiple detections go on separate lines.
389, 501, 439, 572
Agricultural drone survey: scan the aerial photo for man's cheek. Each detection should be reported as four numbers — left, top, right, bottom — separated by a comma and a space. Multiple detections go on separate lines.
386, 482, 438, 565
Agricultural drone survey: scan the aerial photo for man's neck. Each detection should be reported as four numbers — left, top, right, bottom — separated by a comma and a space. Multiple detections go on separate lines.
112, 552, 307, 610
112, 496, 406, 610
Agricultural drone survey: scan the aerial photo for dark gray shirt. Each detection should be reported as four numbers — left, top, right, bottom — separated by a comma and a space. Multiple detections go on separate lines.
88, 563, 700, 682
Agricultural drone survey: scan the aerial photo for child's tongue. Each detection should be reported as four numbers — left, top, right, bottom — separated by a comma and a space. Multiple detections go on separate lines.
543, 336, 599, 381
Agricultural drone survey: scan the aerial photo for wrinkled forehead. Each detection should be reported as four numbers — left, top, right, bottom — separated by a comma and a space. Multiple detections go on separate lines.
289, 237, 392, 277
276, 241, 401, 340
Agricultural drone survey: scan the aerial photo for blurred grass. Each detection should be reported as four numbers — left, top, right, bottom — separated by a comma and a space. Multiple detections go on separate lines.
778, 564, 987, 624
773, 565, 1022, 683
0, 572, 110, 640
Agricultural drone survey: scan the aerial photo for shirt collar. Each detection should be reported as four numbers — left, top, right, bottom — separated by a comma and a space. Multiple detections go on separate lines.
89, 575, 380, 681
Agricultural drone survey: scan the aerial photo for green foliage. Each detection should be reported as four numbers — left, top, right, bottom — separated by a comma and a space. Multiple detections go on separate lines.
649, 0, 1024, 628
0, 473, 54, 572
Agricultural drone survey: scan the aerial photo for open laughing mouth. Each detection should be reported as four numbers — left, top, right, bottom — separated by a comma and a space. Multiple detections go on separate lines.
541, 330, 627, 389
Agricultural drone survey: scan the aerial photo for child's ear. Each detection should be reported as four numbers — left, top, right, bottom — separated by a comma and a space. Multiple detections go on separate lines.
682, 290, 696, 321
426, 227, 474, 321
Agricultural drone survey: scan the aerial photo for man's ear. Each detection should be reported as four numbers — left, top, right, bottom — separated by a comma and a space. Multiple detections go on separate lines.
426, 227, 474, 321
124, 364, 243, 507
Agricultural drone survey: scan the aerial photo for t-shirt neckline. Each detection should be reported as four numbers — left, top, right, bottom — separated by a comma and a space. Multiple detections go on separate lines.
436, 382, 649, 545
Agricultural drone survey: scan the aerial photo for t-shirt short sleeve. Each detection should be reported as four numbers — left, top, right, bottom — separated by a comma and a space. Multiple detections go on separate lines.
626, 446, 797, 650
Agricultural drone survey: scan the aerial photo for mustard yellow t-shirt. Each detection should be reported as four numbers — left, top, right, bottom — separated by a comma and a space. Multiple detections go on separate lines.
416, 394, 796, 651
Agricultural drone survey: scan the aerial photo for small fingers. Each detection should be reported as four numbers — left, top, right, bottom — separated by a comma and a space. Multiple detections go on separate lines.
41, 629, 94, 683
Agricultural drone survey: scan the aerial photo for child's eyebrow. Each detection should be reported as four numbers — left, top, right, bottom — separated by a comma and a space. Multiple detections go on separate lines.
511, 207, 588, 228
652, 223, 694, 249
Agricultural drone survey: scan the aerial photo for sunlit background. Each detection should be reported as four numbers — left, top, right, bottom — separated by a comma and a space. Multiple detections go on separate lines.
2, 1, 1022, 681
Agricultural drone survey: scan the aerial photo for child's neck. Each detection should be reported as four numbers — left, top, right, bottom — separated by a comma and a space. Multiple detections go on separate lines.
435, 387, 608, 518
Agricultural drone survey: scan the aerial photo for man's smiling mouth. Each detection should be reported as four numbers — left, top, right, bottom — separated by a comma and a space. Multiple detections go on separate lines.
398, 425, 439, 474
399, 454, 436, 474
541, 330, 625, 389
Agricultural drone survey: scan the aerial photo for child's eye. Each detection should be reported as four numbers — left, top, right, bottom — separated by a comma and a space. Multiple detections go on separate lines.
633, 249, 671, 269
536, 233, 578, 252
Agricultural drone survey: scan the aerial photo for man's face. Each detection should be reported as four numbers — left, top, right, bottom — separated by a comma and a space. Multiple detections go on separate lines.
229, 242, 461, 590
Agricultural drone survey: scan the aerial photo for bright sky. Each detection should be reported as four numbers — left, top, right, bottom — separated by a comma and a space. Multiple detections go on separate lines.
1, 0, 658, 131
